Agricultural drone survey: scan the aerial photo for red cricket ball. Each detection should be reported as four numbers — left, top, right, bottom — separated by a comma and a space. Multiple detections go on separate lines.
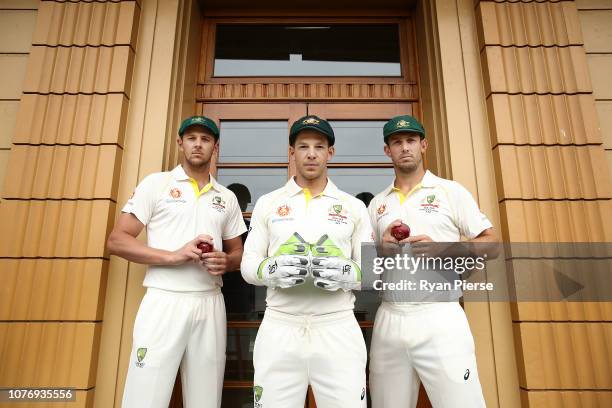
391, 223, 411, 240
197, 242, 213, 253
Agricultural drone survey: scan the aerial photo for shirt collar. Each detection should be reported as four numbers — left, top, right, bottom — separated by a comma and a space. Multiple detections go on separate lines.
384, 170, 439, 196
421, 170, 439, 188
170, 165, 220, 192
285, 176, 340, 199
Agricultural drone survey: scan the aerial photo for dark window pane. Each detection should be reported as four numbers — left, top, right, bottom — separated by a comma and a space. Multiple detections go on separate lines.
222, 271, 267, 319
221, 387, 254, 408
354, 291, 382, 323
219, 121, 288, 163
225, 327, 259, 381
329, 121, 388, 163
217, 168, 287, 212
328, 167, 394, 197
214, 25, 401, 77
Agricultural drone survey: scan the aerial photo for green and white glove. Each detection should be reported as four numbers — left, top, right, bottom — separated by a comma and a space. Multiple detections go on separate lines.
257, 233, 310, 288
311, 235, 361, 291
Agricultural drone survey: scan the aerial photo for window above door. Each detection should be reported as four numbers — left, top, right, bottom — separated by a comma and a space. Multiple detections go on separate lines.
213, 24, 402, 77
201, 17, 418, 86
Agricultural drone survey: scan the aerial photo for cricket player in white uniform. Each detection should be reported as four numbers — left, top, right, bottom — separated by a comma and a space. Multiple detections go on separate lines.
368, 115, 497, 408
107, 116, 247, 408
241, 116, 373, 408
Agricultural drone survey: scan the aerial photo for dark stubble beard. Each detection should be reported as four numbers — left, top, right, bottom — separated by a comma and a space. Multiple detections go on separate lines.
185, 155, 210, 170
396, 154, 421, 174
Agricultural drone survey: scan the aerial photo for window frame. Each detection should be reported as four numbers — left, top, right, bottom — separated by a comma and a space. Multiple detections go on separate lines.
201, 17, 417, 84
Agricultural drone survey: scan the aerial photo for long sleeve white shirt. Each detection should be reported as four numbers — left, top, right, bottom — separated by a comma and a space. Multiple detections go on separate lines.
241, 177, 374, 316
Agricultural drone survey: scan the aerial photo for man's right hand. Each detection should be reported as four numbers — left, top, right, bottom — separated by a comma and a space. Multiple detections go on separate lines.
382, 219, 411, 245
256, 232, 311, 288
169, 235, 214, 265
257, 255, 309, 288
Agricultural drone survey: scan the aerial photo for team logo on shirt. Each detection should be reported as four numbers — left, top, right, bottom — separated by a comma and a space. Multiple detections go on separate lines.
327, 204, 348, 225
211, 195, 226, 212
166, 188, 186, 203
135, 347, 147, 368
277, 205, 291, 217
377, 204, 386, 216
419, 194, 440, 213
254, 385, 263, 406
169, 188, 182, 199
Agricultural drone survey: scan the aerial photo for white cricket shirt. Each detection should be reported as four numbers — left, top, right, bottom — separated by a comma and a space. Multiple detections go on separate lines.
368, 170, 492, 243
241, 177, 374, 316
122, 165, 247, 291
368, 170, 493, 302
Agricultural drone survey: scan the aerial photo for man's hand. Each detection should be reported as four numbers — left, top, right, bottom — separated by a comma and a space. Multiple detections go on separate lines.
257, 233, 311, 288
382, 219, 407, 244
406, 234, 445, 258
257, 255, 309, 288
201, 250, 229, 276
169, 234, 213, 265
312, 257, 361, 291
311, 235, 361, 291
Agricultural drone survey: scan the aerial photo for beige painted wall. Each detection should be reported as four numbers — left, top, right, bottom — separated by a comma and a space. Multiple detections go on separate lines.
477, 0, 612, 406
94, 0, 202, 405
0, 0, 38, 193
420, 1, 521, 407
0, 1, 139, 407
578, 0, 612, 186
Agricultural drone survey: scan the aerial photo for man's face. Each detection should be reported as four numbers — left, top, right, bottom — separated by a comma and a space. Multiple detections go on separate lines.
290, 131, 334, 181
177, 126, 218, 168
384, 132, 427, 173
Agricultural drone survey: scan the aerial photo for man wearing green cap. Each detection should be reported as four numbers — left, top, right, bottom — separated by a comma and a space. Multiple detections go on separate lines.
367, 115, 497, 407
107, 116, 247, 408
241, 115, 373, 407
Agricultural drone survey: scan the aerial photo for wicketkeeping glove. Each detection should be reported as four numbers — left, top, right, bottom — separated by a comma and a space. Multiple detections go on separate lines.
311, 235, 361, 291
257, 233, 310, 288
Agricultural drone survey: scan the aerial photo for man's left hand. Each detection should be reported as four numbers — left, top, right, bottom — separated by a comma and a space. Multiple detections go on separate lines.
201, 251, 229, 276
405, 235, 455, 258
311, 256, 361, 291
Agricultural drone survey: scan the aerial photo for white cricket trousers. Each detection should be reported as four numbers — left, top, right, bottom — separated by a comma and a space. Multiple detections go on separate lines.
122, 288, 226, 408
253, 309, 368, 408
369, 302, 486, 408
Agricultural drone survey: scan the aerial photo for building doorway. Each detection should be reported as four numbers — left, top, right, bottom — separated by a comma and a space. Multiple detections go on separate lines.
164, 103, 431, 408
173, 8, 431, 408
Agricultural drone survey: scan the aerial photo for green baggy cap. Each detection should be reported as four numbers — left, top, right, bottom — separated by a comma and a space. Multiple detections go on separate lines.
289, 115, 335, 146
178, 116, 220, 140
383, 115, 425, 143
